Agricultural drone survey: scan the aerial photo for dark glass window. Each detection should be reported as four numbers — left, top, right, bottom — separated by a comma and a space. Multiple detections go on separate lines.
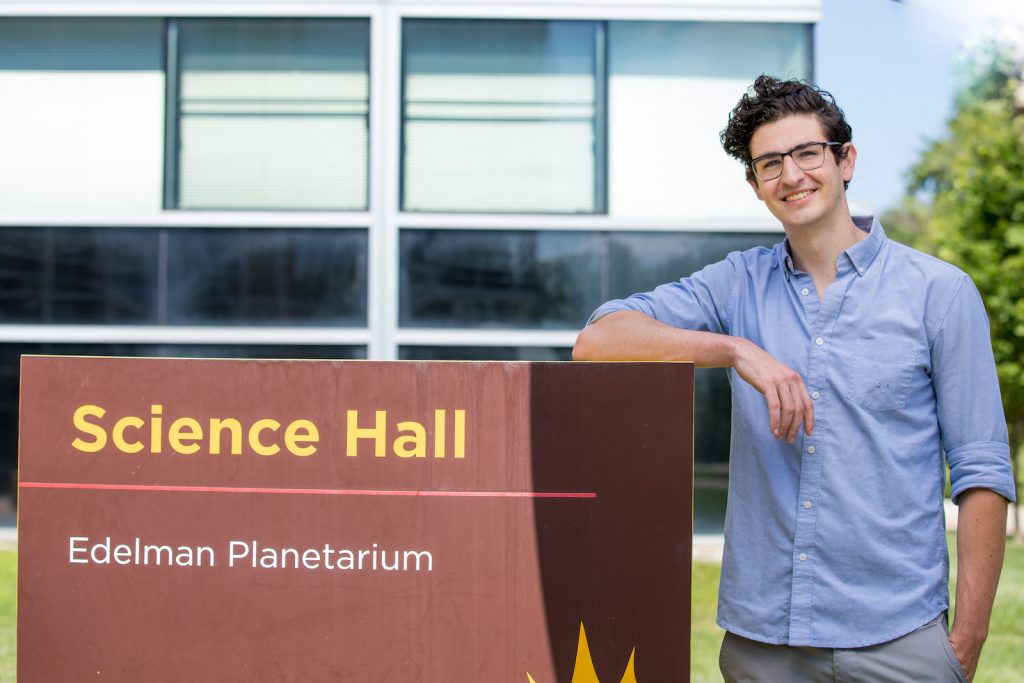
605, 231, 781, 300
400, 228, 780, 330
399, 346, 571, 361
0, 228, 159, 323
165, 228, 368, 325
0, 227, 368, 327
400, 229, 603, 328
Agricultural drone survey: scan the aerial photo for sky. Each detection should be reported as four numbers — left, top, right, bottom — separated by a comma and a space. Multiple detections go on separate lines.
817, 0, 1024, 215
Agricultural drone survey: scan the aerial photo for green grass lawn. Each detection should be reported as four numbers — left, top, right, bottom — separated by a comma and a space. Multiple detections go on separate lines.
2, 539, 1020, 682
691, 559, 726, 682
0, 552, 14, 683
691, 536, 1024, 683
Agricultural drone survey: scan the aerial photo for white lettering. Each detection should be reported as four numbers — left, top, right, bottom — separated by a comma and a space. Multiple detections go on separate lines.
69, 536, 88, 564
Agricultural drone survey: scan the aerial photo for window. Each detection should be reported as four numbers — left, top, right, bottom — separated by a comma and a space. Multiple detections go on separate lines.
400, 228, 779, 329
605, 230, 781, 300
0, 228, 159, 323
402, 19, 600, 214
0, 19, 164, 213
607, 21, 811, 219
174, 19, 370, 210
0, 227, 368, 326
165, 228, 369, 325
400, 229, 603, 328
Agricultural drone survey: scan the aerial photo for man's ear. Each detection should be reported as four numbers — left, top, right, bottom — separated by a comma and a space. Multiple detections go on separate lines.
748, 177, 764, 202
841, 143, 857, 184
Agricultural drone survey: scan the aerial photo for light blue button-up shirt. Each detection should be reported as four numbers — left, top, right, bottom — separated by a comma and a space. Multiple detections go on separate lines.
588, 216, 1016, 648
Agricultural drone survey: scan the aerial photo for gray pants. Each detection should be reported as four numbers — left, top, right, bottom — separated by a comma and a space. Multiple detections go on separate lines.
719, 615, 969, 683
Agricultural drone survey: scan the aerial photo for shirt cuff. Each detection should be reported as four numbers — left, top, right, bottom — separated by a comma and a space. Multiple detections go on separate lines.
585, 300, 636, 327
947, 440, 1017, 504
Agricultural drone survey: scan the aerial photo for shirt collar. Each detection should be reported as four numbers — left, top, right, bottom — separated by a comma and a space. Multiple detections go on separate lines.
845, 215, 885, 276
775, 215, 886, 280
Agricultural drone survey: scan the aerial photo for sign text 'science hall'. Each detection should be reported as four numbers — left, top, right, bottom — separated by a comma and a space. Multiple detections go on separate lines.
18, 357, 694, 681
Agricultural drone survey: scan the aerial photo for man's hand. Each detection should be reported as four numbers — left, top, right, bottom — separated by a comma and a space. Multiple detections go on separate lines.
948, 631, 980, 682
732, 338, 814, 442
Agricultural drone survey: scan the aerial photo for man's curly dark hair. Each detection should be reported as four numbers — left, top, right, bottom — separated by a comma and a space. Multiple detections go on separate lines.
721, 75, 853, 189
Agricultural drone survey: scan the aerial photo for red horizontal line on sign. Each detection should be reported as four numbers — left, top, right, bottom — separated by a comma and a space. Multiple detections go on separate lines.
19, 481, 596, 499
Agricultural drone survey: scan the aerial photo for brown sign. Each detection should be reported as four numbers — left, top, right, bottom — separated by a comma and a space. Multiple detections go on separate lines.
18, 357, 694, 681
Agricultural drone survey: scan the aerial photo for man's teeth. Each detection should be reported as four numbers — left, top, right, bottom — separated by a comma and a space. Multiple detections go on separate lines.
785, 190, 813, 202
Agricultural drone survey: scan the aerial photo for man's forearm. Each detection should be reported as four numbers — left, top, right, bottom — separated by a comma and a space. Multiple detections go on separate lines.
950, 488, 1008, 680
572, 310, 743, 366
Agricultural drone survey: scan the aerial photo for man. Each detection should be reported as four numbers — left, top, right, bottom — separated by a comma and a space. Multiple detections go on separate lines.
573, 76, 1016, 682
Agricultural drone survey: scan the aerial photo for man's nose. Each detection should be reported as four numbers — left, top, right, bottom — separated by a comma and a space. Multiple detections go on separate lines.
779, 154, 805, 184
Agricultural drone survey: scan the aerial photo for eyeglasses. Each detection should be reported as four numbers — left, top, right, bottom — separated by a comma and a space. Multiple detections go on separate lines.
749, 142, 845, 181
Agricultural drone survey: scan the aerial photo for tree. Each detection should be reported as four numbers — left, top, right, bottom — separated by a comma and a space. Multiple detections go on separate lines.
892, 42, 1024, 537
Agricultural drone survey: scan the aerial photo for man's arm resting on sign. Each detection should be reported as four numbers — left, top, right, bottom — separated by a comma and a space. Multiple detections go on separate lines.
573, 310, 814, 442
949, 487, 1008, 681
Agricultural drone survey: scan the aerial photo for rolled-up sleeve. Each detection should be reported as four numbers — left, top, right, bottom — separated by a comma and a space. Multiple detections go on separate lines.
586, 252, 741, 334
932, 275, 1016, 504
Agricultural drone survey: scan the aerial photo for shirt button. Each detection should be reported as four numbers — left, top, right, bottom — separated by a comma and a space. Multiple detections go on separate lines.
811, 391, 820, 400
807, 445, 816, 454
858, 266, 865, 274
801, 287, 810, 296
799, 553, 808, 562
814, 337, 824, 346
803, 500, 813, 509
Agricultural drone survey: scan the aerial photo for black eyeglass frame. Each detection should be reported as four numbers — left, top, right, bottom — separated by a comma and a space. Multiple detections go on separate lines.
748, 141, 846, 181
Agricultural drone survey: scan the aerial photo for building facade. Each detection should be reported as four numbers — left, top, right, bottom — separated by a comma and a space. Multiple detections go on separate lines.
0, 0, 818, 526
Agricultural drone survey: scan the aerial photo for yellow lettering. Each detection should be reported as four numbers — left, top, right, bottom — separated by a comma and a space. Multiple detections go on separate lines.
347, 410, 386, 457
454, 409, 466, 459
73, 406, 326, 457
248, 419, 281, 456
394, 421, 426, 458
72, 405, 107, 453
112, 416, 144, 454
284, 420, 319, 457
150, 405, 163, 454
434, 409, 446, 459
168, 417, 203, 455
209, 418, 242, 455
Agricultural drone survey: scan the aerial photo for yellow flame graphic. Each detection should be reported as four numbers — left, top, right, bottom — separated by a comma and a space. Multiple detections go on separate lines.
527, 623, 637, 683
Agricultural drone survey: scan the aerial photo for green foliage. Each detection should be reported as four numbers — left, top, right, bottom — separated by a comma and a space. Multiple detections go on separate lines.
894, 40, 1024, 526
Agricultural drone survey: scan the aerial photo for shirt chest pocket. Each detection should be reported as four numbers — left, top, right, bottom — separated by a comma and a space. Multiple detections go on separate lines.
846, 339, 920, 411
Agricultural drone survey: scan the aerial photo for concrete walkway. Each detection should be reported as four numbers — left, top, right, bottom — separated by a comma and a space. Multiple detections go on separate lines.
0, 495, 15, 550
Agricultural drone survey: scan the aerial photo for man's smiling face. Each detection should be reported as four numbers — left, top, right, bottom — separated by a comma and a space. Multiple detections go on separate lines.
747, 113, 856, 233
